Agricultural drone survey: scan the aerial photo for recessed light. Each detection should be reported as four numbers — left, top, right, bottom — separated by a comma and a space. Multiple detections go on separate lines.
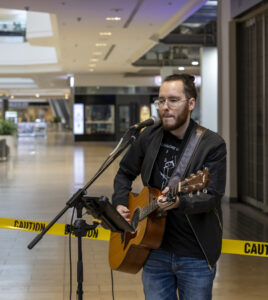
89, 64, 96, 67
89, 69, 94, 72
95, 43, 107, 47
93, 52, 102, 55
178, 66, 185, 71
105, 17, 121, 21
90, 58, 99, 62
191, 61, 199, 66
206, 1, 218, 6
99, 32, 112, 36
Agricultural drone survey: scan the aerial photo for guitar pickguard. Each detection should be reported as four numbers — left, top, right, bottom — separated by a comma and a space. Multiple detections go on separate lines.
123, 231, 137, 250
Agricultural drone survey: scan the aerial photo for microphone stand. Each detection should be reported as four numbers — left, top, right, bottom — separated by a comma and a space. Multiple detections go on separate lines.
27, 126, 142, 300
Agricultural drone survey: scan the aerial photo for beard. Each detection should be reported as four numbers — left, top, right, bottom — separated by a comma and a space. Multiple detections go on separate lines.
159, 102, 189, 131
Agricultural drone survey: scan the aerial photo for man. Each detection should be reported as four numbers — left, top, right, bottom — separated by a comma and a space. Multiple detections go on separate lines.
112, 74, 226, 300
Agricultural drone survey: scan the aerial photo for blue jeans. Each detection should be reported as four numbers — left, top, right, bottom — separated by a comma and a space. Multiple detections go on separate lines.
142, 249, 216, 300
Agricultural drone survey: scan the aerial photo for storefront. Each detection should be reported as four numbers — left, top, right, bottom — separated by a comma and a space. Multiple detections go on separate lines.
73, 86, 159, 142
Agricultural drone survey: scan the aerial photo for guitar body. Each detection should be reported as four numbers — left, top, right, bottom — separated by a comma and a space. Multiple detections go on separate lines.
109, 186, 166, 274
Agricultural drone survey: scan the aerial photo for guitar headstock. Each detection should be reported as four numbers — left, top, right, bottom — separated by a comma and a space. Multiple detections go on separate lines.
178, 168, 210, 194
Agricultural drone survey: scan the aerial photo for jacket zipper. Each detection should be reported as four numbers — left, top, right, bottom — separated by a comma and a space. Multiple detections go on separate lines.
185, 214, 212, 271
213, 207, 223, 231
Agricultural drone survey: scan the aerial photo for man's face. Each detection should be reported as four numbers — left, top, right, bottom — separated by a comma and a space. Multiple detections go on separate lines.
158, 80, 195, 131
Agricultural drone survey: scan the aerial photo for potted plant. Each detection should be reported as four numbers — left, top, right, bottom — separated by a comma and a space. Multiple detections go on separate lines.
53, 116, 62, 130
0, 119, 17, 157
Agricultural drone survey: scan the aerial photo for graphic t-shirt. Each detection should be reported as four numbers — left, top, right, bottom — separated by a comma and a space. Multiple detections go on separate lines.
149, 130, 204, 260
149, 131, 181, 191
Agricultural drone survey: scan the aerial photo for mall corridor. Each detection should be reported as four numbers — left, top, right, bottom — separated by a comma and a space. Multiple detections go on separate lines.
0, 131, 267, 300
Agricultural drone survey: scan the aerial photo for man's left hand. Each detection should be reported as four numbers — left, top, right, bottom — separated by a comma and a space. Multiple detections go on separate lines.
157, 186, 180, 211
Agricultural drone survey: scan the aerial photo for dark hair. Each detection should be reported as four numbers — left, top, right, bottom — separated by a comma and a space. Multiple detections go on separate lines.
163, 73, 197, 100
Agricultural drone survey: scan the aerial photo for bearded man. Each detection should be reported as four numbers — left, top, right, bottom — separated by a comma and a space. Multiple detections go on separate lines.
112, 74, 226, 300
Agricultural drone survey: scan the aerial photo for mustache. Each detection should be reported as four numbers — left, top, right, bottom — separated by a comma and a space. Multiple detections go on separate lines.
161, 113, 174, 118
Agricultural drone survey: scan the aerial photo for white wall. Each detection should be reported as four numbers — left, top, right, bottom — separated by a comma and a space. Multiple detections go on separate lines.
218, 0, 237, 200
200, 47, 218, 132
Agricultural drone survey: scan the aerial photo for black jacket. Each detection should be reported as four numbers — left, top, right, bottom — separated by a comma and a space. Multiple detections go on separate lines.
112, 119, 226, 268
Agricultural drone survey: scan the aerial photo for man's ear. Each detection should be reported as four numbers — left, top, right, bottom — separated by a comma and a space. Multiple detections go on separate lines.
188, 98, 196, 112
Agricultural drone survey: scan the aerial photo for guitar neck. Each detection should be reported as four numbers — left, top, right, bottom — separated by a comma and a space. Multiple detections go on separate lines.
139, 187, 177, 221
139, 198, 159, 221
138, 167, 209, 221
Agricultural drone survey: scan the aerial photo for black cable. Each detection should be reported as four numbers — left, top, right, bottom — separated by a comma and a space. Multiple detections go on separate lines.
69, 207, 75, 300
110, 268, 115, 300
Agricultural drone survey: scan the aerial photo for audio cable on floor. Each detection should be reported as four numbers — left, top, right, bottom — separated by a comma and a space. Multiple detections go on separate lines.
111, 268, 115, 300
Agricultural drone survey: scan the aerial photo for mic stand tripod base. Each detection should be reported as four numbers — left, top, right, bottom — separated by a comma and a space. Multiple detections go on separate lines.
65, 203, 99, 300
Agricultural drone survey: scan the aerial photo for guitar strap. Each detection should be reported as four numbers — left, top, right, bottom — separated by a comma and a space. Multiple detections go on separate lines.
168, 124, 207, 190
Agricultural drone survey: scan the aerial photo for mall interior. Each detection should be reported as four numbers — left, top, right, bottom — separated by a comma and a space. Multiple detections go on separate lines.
0, 0, 267, 299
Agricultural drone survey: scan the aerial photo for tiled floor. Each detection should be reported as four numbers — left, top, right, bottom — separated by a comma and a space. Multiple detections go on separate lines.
0, 131, 267, 300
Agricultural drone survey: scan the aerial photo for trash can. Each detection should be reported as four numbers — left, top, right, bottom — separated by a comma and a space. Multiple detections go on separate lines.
0, 139, 9, 161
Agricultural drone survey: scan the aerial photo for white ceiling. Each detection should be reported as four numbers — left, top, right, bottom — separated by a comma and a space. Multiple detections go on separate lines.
0, 0, 207, 98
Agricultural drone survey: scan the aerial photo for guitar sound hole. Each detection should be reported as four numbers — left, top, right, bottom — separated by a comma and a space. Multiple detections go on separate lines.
131, 208, 140, 230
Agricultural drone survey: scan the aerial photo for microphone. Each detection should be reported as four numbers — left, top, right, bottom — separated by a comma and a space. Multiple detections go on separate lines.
130, 116, 160, 130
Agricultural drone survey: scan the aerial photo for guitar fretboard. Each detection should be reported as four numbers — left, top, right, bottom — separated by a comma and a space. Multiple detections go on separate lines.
138, 187, 177, 221
139, 198, 158, 221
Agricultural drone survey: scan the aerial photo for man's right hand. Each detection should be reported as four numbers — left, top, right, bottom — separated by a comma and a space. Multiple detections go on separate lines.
116, 205, 131, 223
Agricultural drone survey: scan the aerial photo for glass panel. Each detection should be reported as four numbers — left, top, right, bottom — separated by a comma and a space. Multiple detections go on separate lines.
85, 105, 115, 135
118, 105, 130, 137
237, 10, 267, 210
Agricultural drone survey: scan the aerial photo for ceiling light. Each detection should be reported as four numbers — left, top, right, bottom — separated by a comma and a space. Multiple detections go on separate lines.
35, 93, 40, 98
106, 17, 121, 21
90, 58, 99, 62
206, 1, 218, 6
191, 61, 199, 66
89, 69, 94, 72
89, 64, 96, 67
178, 66, 185, 71
10, 95, 14, 99
99, 32, 112, 36
95, 43, 107, 47
69, 76, 74, 88
93, 52, 102, 55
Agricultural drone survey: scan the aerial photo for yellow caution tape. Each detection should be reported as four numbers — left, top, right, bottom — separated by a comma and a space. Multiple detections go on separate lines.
0, 217, 267, 257
0, 217, 110, 241
222, 238, 268, 257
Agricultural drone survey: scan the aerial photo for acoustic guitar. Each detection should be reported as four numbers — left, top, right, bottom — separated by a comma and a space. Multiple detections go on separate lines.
109, 168, 209, 274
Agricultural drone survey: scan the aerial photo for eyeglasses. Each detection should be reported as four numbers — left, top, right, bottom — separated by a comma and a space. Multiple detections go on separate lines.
154, 97, 189, 109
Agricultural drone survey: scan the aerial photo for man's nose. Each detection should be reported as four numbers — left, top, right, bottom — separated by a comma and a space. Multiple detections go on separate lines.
162, 99, 169, 109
